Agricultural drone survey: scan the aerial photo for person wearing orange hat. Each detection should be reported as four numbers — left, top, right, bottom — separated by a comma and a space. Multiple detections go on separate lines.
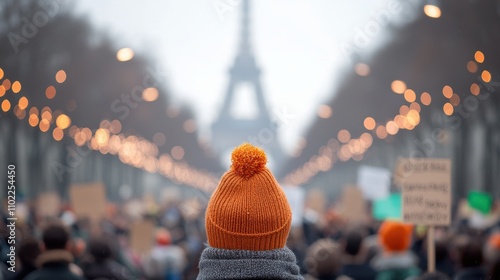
143, 228, 186, 280
371, 220, 421, 280
197, 143, 303, 279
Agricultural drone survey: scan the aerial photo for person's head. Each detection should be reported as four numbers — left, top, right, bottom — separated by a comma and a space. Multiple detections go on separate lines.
344, 230, 364, 256
417, 271, 451, 280
88, 237, 112, 263
18, 237, 41, 266
205, 143, 292, 251
42, 223, 71, 251
304, 239, 341, 278
378, 220, 413, 253
460, 240, 484, 268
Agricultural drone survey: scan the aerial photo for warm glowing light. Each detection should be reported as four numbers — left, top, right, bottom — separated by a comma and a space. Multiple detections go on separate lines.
467, 61, 478, 73
355, 63, 370, 76
0, 68, 3, 79
470, 83, 480, 96
443, 103, 454, 116
11, 81, 21, 93
18, 96, 28, 109
474, 51, 485, 63
142, 87, 159, 102
2, 79, 11, 91
29, 107, 39, 116
183, 119, 197, 133
0, 85, 5, 97
15, 108, 26, 119
360, 133, 373, 148
117, 48, 134, 62
1, 100, 11, 112
171, 146, 185, 160
404, 89, 416, 102
46, 86, 56, 99
95, 128, 109, 146
450, 94, 460, 106
317, 104, 332, 119
338, 129, 351, 143
394, 115, 406, 128
81, 127, 92, 140
442, 85, 453, 98
100, 120, 110, 129
110, 120, 122, 134
153, 133, 166, 146
52, 127, 64, 141
376, 125, 388, 139
407, 109, 420, 126
399, 105, 410, 115
386, 121, 399, 135
424, 4, 441, 18
41, 111, 52, 122
420, 92, 432, 105
39, 119, 50, 132
409, 102, 421, 113
29, 114, 39, 127
55, 70, 67, 83
364, 117, 376, 130
56, 114, 71, 129
482, 70, 491, 83
391, 80, 407, 94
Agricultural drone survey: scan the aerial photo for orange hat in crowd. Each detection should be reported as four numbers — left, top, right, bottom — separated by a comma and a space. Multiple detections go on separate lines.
488, 232, 500, 250
379, 220, 413, 252
205, 143, 292, 251
156, 229, 172, 246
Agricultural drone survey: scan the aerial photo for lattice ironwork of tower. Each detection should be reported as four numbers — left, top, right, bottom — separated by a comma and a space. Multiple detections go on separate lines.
211, 0, 285, 167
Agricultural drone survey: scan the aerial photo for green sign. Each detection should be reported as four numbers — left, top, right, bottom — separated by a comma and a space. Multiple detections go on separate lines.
468, 191, 493, 215
373, 193, 402, 220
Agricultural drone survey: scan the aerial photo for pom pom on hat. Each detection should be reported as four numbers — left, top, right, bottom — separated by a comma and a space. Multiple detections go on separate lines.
231, 143, 267, 178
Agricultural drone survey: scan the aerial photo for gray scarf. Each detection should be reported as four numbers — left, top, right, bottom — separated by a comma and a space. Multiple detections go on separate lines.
197, 246, 304, 280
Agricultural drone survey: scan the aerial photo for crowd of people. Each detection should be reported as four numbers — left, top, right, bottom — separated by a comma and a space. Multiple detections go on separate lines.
1, 144, 499, 279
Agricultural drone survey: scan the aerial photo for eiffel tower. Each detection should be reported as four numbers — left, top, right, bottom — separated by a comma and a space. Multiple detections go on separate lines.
211, 0, 284, 167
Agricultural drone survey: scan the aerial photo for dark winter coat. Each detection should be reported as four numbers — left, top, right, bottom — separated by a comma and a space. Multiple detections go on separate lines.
24, 250, 84, 280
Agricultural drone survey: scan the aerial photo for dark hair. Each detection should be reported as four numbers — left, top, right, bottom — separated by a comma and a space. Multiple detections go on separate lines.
460, 240, 483, 268
88, 238, 112, 263
344, 231, 363, 256
42, 223, 70, 250
18, 237, 41, 266
435, 240, 449, 262
418, 271, 451, 280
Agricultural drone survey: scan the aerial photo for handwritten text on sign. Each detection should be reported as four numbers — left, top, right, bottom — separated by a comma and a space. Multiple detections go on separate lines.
401, 159, 451, 225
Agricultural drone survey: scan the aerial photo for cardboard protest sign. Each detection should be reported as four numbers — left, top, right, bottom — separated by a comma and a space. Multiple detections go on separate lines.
283, 186, 305, 227
467, 190, 493, 215
130, 219, 155, 255
37, 192, 61, 217
401, 158, 451, 226
339, 186, 366, 222
357, 165, 391, 200
373, 193, 402, 220
69, 183, 107, 222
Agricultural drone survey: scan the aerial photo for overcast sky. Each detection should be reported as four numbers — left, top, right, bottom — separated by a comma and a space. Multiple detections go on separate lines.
75, 0, 417, 153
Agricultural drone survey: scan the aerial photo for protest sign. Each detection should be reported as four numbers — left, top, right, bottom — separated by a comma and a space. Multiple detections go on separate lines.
339, 186, 366, 222
37, 191, 61, 217
69, 183, 107, 222
130, 219, 155, 255
357, 165, 391, 200
373, 193, 402, 220
467, 190, 493, 215
283, 186, 305, 227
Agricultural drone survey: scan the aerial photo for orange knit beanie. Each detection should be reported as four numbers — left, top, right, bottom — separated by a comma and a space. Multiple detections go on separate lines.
379, 220, 413, 252
205, 143, 292, 251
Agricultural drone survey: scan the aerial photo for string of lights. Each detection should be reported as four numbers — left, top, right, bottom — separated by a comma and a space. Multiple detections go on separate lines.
283, 50, 490, 186
0, 67, 218, 191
